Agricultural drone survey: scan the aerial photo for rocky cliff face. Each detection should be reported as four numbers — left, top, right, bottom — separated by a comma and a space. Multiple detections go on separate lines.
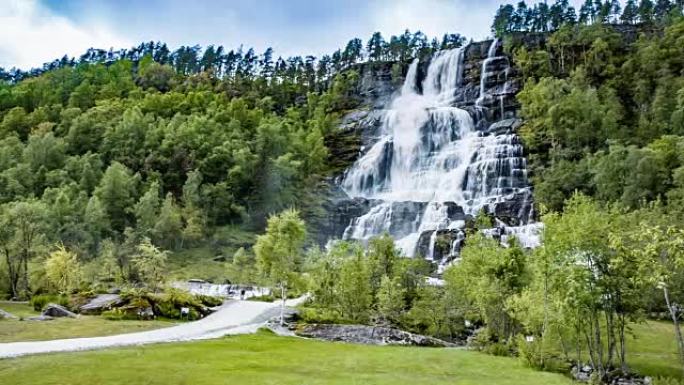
315, 40, 538, 265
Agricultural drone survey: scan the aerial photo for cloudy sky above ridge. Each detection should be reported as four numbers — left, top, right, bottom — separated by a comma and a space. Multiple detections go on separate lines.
1, 0, 594, 70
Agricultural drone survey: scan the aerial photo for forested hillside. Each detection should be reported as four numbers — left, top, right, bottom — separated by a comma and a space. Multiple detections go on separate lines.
0, 29, 464, 299
494, 0, 684, 214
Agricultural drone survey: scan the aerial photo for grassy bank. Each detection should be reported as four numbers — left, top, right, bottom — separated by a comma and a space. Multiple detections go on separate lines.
0, 302, 176, 343
628, 321, 682, 379
0, 331, 574, 385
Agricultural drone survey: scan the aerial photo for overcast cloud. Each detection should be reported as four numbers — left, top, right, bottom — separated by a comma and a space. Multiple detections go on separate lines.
1, 0, 595, 70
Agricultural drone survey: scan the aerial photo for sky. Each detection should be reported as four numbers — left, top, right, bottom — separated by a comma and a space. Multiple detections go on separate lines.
1, 0, 592, 70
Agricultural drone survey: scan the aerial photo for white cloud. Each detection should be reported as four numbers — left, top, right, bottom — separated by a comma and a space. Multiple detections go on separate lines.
0, 0, 130, 70
368, 0, 498, 42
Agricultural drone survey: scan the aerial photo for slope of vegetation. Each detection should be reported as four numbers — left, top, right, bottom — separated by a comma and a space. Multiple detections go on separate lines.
0, 28, 468, 299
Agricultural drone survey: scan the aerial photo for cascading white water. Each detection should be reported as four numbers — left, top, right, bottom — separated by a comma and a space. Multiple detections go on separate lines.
341, 42, 536, 263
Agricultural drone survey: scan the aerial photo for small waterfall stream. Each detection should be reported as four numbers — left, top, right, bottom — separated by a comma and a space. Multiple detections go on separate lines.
340, 40, 539, 267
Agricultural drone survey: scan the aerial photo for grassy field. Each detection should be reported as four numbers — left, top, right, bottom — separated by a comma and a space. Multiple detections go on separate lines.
0, 331, 575, 385
628, 321, 682, 379
0, 302, 176, 343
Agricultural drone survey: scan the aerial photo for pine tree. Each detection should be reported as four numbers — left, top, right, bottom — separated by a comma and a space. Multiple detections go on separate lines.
134, 181, 160, 236
376, 275, 405, 325
621, 0, 639, 23
153, 193, 182, 250
366, 32, 386, 61
638, 0, 655, 22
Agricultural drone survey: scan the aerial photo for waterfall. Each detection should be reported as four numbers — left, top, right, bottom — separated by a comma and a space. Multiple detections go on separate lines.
340, 41, 537, 265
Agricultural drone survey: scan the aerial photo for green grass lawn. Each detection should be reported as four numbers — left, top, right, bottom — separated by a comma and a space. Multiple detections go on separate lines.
0, 331, 575, 385
628, 321, 682, 379
0, 302, 176, 343
547, 320, 682, 380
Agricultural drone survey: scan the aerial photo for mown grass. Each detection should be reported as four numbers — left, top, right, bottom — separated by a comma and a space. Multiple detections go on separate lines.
0, 331, 575, 385
0, 301, 176, 343
628, 321, 682, 379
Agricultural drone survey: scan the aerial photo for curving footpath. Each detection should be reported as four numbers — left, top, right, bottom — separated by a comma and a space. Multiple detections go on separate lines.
0, 297, 303, 359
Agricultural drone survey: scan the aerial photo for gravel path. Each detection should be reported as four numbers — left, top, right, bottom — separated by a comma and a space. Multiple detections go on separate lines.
0, 298, 303, 359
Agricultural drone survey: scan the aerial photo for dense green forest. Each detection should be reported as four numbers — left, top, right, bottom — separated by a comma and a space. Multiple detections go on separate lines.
0, 28, 467, 299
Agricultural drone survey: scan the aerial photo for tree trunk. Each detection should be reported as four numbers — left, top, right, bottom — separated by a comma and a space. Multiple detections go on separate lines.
606, 311, 616, 368
541, 273, 549, 368
4, 248, 18, 299
21, 248, 29, 299
594, 311, 605, 377
664, 285, 684, 378
619, 313, 628, 372
280, 284, 286, 326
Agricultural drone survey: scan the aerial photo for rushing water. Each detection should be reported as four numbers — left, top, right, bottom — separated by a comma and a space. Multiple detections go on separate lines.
341, 41, 538, 265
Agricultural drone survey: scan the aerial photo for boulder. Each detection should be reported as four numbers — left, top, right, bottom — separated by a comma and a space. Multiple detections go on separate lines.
79, 294, 123, 315
27, 315, 54, 321
0, 308, 18, 319
296, 324, 455, 347
42, 303, 78, 318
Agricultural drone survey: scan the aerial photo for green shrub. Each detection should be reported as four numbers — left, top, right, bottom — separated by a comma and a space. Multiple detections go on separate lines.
196, 294, 223, 307
298, 307, 346, 324
102, 308, 142, 321
29, 294, 69, 311
249, 294, 275, 302
516, 335, 567, 372
517, 335, 543, 369
155, 302, 180, 319
485, 342, 516, 357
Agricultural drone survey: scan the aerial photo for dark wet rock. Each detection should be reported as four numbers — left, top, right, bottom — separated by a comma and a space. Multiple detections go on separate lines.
314, 187, 373, 244
416, 228, 466, 263
296, 324, 455, 347
485, 118, 523, 136
348, 62, 405, 108
42, 303, 78, 318
571, 365, 653, 385
0, 308, 18, 319
313, 37, 538, 251
79, 294, 124, 315
490, 189, 535, 226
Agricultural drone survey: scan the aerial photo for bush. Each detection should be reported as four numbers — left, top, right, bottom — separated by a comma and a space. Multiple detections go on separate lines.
516, 335, 567, 372
29, 294, 69, 311
484, 342, 516, 357
517, 335, 543, 369
249, 294, 275, 302
196, 294, 223, 307
298, 307, 347, 324
102, 308, 141, 321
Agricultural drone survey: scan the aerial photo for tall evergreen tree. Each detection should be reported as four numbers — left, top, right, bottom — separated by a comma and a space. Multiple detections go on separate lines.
621, 0, 640, 23
638, 0, 656, 22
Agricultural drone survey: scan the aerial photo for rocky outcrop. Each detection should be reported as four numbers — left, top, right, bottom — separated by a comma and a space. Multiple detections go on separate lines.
316, 38, 539, 261
0, 308, 18, 319
571, 365, 653, 385
79, 294, 124, 315
42, 303, 78, 318
296, 324, 454, 347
